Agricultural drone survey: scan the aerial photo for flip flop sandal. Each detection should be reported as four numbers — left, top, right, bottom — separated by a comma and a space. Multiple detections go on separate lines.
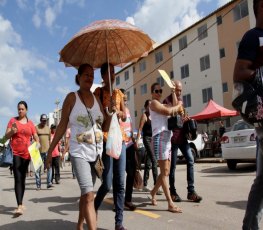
168, 206, 182, 213
147, 196, 157, 206
14, 207, 23, 215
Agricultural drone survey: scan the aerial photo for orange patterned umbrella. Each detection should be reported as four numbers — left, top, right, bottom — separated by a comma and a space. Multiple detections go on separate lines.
59, 19, 155, 68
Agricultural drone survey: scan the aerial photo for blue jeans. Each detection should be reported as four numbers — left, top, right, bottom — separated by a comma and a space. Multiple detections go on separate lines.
94, 142, 126, 227
243, 127, 263, 230
169, 142, 195, 194
35, 152, 52, 188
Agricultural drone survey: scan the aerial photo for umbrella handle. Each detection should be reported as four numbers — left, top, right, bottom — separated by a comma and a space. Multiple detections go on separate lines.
105, 107, 113, 116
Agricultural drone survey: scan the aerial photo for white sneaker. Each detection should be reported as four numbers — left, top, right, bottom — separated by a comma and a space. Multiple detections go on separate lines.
143, 186, 152, 192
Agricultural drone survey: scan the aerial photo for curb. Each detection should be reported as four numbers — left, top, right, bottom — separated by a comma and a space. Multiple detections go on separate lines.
195, 158, 226, 163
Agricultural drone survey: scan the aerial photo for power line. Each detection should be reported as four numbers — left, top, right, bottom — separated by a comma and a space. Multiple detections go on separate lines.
125, 0, 242, 91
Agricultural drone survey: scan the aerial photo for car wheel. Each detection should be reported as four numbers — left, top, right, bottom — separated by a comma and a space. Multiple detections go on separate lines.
191, 148, 197, 162
227, 160, 237, 170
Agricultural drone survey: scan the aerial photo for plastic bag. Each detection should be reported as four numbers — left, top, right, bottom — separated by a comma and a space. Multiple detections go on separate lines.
28, 142, 43, 172
106, 113, 123, 159
0, 143, 13, 167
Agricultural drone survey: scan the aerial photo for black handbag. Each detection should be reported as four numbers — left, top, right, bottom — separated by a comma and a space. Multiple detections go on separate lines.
232, 67, 263, 126
168, 114, 183, 130
0, 143, 13, 167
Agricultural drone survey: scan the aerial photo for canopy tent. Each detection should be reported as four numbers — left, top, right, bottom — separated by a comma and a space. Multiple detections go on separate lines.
190, 99, 238, 121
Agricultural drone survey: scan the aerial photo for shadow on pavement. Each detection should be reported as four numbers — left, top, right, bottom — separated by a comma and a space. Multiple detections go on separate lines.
216, 200, 247, 210
0, 219, 108, 230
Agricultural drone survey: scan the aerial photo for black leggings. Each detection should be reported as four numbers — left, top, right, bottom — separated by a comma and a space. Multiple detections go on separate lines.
13, 155, 30, 206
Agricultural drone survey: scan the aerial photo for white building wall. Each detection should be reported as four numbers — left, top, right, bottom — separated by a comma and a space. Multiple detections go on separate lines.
172, 15, 222, 116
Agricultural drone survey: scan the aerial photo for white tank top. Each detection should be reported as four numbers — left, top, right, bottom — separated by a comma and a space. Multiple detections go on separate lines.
149, 106, 170, 137
69, 92, 104, 162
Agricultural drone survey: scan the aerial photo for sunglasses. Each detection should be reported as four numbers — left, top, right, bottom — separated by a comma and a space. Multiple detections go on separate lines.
153, 89, 163, 94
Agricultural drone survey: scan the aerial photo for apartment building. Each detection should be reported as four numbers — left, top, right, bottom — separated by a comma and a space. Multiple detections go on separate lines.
114, 0, 254, 129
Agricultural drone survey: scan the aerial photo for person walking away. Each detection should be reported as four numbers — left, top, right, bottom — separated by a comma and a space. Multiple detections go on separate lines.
50, 124, 61, 184
218, 121, 226, 138
62, 128, 76, 179
136, 100, 158, 192
149, 83, 182, 213
233, 1, 263, 229
35, 114, 52, 189
46, 64, 112, 230
119, 88, 136, 211
94, 63, 127, 230
5, 101, 40, 215
163, 80, 202, 203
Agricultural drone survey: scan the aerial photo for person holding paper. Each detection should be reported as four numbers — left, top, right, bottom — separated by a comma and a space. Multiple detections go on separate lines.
149, 82, 182, 213
163, 80, 202, 203
5, 101, 39, 216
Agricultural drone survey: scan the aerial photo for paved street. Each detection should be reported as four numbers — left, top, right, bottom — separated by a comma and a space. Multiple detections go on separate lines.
0, 161, 262, 230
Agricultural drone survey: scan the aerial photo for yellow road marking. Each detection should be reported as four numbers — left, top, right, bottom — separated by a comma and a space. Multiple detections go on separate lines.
104, 198, 160, 219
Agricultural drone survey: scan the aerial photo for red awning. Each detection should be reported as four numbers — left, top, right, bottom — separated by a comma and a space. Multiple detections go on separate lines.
190, 99, 238, 121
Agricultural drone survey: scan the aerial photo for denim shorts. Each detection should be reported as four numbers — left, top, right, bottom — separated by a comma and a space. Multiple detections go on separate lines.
71, 156, 96, 195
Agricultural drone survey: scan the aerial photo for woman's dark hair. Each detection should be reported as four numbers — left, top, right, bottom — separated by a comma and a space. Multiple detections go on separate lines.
253, 0, 261, 18
100, 62, 113, 76
119, 88, 126, 94
144, 99, 151, 108
17, 101, 28, 110
75, 63, 93, 85
151, 82, 160, 93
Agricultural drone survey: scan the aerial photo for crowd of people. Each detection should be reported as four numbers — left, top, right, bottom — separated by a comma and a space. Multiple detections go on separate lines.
3, 1, 263, 229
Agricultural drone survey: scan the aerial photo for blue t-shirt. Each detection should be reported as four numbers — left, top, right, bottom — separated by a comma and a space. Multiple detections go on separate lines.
237, 27, 263, 70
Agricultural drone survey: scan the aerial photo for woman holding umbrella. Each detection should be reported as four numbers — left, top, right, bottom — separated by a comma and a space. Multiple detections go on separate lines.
46, 64, 112, 230
94, 62, 127, 230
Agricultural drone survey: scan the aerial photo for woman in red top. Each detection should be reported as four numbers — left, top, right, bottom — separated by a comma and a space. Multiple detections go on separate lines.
5, 101, 39, 215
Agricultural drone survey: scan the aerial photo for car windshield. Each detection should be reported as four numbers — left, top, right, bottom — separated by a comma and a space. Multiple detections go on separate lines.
232, 121, 254, 131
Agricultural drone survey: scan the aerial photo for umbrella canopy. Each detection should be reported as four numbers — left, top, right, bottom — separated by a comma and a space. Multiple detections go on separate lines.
190, 99, 238, 121
59, 19, 155, 68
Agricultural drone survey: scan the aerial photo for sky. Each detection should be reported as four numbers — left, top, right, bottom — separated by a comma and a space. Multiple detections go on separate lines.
0, 0, 230, 136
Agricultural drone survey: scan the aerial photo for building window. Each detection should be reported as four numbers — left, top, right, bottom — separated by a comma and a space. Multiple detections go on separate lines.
200, 55, 210, 71
183, 94, 191, 108
156, 77, 164, 87
126, 91, 130, 101
197, 24, 208, 40
170, 71, 174, 79
134, 88, 136, 95
133, 66, 135, 73
155, 51, 163, 64
139, 60, 146, 72
233, 0, 248, 21
134, 110, 137, 117
179, 35, 187, 51
202, 87, 213, 103
222, 82, 228, 93
140, 84, 147, 95
116, 76, 120, 86
217, 15, 222, 25
220, 48, 225, 58
124, 71, 129, 81
181, 64, 189, 79
168, 44, 172, 53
